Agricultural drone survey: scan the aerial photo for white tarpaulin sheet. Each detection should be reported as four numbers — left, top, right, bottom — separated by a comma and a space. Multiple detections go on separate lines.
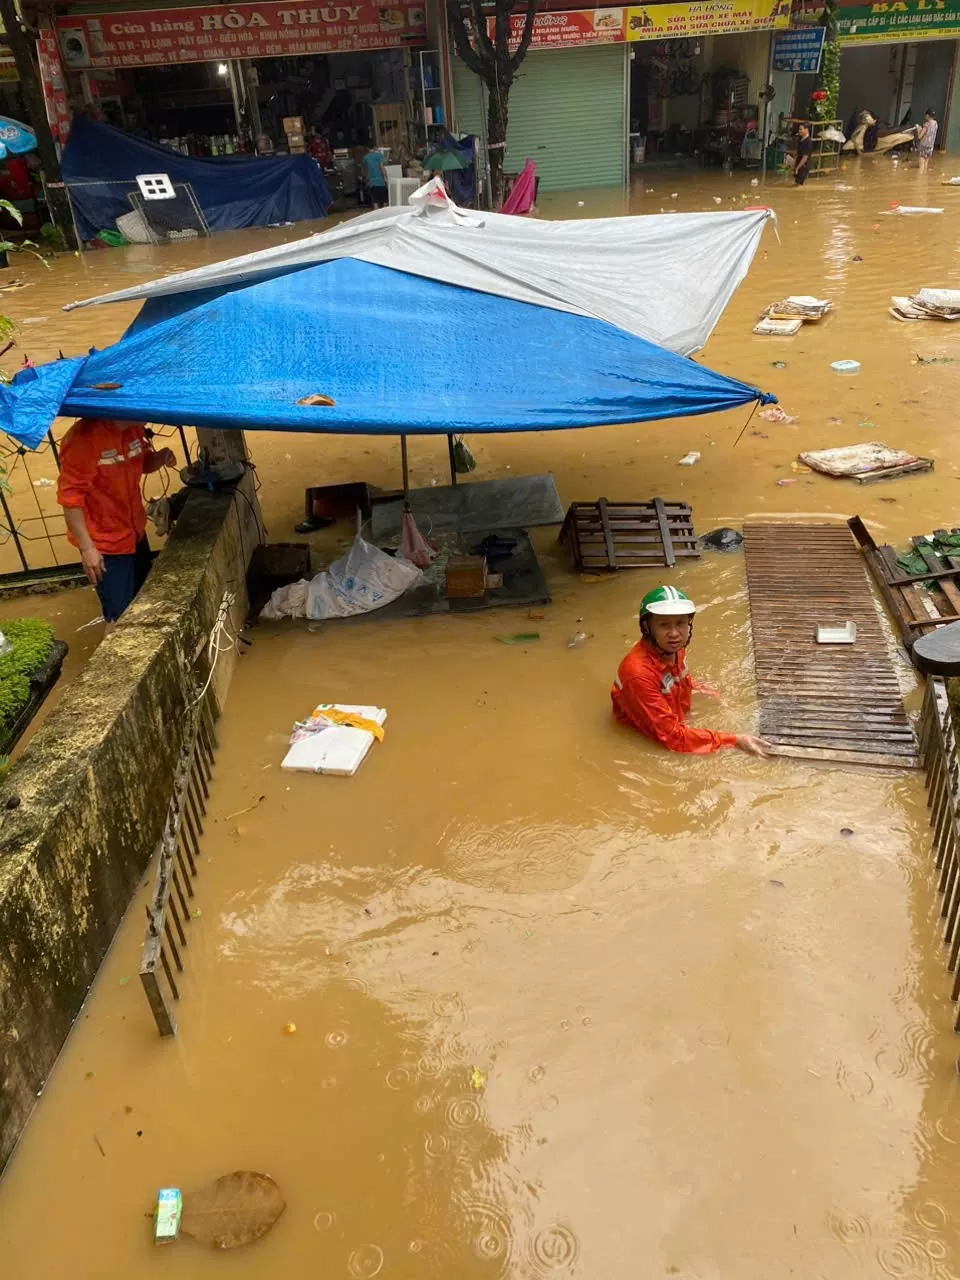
64, 179, 774, 356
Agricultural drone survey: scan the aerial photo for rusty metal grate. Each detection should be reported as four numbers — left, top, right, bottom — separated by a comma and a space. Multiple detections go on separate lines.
744, 522, 917, 769
138, 691, 218, 1036
918, 678, 960, 1058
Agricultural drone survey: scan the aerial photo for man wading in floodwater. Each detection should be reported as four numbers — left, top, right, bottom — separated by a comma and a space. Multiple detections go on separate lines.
611, 585, 770, 755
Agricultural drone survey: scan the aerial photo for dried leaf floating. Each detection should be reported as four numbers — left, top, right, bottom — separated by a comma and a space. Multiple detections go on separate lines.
89, 381, 123, 390
180, 1171, 286, 1250
296, 393, 336, 407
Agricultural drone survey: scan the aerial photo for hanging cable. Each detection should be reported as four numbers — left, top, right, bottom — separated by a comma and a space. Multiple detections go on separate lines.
189, 588, 238, 708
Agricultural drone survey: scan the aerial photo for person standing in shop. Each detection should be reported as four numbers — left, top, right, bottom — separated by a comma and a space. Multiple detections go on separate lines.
363, 146, 388, 208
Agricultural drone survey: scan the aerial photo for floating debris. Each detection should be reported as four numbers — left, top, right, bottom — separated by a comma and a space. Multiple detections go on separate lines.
800, 442, 933, 482
759, 405, 799, 424
891, 289, 960, 323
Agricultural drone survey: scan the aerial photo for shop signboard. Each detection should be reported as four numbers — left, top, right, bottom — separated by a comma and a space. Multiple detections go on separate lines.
493, 8, 627, 50
493, 0, 791, 50
834, 0, 960, 44
772, 24, 825, 68
38, 18, 72, 145
54, 2, 427, 69
626, 0, 791, 38
492, 8, 627, 49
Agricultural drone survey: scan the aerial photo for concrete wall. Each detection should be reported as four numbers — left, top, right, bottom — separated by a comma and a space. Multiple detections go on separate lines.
0, 448, 259, 1173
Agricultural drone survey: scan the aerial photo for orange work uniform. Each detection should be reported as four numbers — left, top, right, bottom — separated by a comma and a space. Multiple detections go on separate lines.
57, 419, 149, 555
611, 640, 737, 754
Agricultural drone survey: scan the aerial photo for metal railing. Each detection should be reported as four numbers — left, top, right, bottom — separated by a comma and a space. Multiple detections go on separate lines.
139, 686, 219, 1037
918, 677, 960, 1059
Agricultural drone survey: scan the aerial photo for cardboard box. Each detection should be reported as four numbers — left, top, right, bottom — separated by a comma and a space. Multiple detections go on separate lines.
445, 556, 487, 599
154, 1188, 182, 1244
283, 116, 304, 134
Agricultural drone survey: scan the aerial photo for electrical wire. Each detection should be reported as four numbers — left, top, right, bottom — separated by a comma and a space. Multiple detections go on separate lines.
190, 588, 238, 708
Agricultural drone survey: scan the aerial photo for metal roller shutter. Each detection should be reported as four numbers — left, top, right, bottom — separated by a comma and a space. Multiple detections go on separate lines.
451, 43, 626, 192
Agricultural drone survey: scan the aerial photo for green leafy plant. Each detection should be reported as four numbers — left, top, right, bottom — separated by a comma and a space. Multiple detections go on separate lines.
39, 221, 66, 252
0, 198, 50, 266
812, 0, 840, 121
0, 617, 56, 731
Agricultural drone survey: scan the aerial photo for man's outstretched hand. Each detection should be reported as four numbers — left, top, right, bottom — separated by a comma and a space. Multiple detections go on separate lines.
735, 735, 772, 757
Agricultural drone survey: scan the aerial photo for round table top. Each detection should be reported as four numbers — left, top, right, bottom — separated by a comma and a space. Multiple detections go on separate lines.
913, 620, 960, 676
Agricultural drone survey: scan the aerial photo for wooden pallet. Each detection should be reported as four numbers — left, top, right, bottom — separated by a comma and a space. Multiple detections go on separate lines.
848, 516, 960, 652
744, 521, 917, 769
559, 498, 699, 572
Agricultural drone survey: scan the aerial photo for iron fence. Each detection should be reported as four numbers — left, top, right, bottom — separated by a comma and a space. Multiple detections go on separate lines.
919, 677, 960, 1064
0, 423, 193, 587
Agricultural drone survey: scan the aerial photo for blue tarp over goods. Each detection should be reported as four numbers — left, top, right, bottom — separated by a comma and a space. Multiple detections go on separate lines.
61, 115, 331, 241
0, 258, 772, 448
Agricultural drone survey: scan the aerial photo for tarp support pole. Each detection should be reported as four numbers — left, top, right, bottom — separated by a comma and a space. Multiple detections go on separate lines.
447, 433, 457, 486
401, 433, 409, 494
0, 485, 28, 572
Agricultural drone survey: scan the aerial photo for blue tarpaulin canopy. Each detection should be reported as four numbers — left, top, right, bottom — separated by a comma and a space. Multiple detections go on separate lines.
61, 115, 331, 242
0, 257, 772, 449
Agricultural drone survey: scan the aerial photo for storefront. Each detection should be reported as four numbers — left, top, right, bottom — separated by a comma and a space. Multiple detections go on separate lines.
450, 0, 790, 193
784, 0, 960, 146
451, 13, 630, 193
47, 0, 431, 166
833, 0, 960, 141
629, 0, 790, 167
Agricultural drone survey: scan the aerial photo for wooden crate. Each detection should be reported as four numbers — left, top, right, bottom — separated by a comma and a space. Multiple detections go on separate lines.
558, 498, 699, 572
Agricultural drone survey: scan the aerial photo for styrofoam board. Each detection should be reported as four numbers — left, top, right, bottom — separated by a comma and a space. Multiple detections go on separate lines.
281, 703, 387, 777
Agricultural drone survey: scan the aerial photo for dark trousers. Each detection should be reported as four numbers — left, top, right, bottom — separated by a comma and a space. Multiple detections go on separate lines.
96, 536, 152, 622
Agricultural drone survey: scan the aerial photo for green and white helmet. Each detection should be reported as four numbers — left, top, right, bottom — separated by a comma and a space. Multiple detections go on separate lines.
639, 585, 696, 618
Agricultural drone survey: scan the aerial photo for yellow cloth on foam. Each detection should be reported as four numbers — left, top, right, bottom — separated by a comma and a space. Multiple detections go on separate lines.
310, 707, 385, 742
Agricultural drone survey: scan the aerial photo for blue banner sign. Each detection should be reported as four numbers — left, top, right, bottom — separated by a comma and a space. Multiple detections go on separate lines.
773, 25, 825, 72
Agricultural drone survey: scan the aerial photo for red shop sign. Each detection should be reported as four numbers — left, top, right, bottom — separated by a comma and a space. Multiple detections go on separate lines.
487, 8, 626, 50
55, 1, 427, 69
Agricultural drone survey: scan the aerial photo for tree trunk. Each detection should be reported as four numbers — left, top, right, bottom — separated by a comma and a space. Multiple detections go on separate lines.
487, 86, 509, 209
0, 0, 77, 249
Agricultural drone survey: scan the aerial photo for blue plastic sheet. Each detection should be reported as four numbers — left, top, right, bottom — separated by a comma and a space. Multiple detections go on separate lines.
61, 116, 331, 242
0, 116, 36, 159
0, 259, 771, 448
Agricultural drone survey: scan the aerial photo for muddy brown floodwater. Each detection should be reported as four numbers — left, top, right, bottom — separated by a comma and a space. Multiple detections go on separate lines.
5, 157, 960, 1277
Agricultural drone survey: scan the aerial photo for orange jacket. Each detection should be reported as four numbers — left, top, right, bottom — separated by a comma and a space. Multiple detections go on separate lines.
611, 640, 737, 754
57, 419, 150, 556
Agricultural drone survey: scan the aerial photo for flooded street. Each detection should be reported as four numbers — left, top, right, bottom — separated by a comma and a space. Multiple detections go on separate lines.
5, 157, 960, 1276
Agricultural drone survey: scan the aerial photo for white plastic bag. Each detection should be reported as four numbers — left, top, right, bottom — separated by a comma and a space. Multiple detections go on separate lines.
306, 535, 421, 620
260, 579, 309, 620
